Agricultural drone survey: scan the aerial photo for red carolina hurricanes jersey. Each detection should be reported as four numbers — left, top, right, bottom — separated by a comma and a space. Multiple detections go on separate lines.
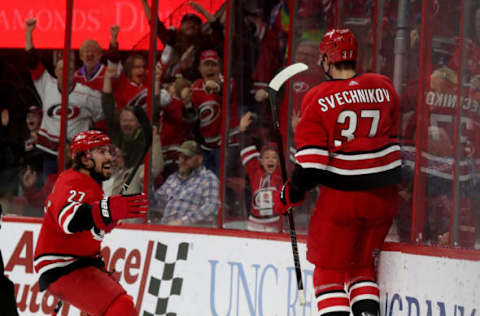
191, 78, 240, 149
240, 146, 282, 223
294, 73, 401, 190
113, 74, 148, 112
160, 97, 192, 167
34, 169, 105, 289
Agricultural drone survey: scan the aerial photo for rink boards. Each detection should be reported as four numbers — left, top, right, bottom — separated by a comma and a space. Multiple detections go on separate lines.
1, 217, 479, 316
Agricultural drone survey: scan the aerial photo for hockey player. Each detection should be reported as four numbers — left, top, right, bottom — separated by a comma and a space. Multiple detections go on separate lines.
34, 130, 148, 316
274, 29, 401, 316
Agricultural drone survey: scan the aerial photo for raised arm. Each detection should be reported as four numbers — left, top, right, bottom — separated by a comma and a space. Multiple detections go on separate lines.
188, 1, 215, 23
140, 0, 171, 45
140, 0, 152, 20
154, 62, 163, 96
109, 25, 120, 49
25, 18, 36, 51
101, 65, 120, 132
150, 125, 164, 178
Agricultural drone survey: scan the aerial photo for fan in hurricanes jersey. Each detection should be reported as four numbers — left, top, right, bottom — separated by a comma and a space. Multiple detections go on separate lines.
191, 49, 252, 175
33, 130, 148, 316
274, 29, 401, 316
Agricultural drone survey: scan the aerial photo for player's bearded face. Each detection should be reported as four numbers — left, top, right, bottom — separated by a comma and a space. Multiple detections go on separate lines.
90, 145, 114, 180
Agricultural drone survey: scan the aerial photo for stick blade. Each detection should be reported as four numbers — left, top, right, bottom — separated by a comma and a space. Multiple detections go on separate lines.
298, 289, 306, 306
268, 63, 309, 92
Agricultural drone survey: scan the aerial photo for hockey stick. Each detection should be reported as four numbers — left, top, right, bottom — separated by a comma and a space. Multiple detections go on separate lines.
267, 62, 308, 306
121, 106, 153, 194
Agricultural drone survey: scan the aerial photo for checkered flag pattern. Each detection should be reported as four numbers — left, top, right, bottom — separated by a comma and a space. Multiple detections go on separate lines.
142, 242, 190, 316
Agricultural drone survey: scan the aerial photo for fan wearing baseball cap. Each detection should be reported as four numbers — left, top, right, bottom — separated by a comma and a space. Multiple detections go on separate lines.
151, 140, 220, 226
190, 49, 252, 176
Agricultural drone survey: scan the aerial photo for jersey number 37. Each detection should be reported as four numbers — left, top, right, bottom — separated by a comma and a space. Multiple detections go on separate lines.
335, 109, 380, 146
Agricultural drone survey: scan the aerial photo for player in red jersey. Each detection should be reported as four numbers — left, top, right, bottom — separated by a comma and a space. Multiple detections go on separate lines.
274, 29, 401, 316
34, 130, 148, 316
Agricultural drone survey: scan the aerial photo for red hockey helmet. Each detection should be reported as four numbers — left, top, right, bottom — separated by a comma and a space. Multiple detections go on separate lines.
70, 130, 111, 159
319, 29, 358, 64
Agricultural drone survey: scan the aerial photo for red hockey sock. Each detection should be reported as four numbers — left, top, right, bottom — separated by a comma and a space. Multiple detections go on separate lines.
104, 294, 135, 316
348, 280, 380, 316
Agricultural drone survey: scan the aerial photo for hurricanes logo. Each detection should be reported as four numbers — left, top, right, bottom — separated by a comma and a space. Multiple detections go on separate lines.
47, 104, 81, 120
126, 89, 148, 109
199, 100, 220, 128
293, 81, 310, 93
253, 188, 274, 213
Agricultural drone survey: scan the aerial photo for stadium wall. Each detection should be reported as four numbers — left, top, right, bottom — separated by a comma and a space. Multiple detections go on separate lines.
1, 217, 479, 316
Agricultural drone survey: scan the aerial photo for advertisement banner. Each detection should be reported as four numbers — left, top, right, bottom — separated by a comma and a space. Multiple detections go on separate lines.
378, 251, 480, 316
2, 220, 479, 315
0, 0, 224, 49
1, 220, 318, 315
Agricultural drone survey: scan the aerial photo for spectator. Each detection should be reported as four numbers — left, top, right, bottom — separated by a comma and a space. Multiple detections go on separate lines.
103, 126, 163, 196
255, 39, 324, 144
151, 140, 220, 226
22, 104, 45, 190
250, 1, 290, 97
398, 64, 478, 247
191, 49, 252, 176
112, 53, 149, 111
25, 18, 104, 179
102, 145, 126, 196
448, 7, 480, 83
102, 64, 166, 169
240, 138, 282, 232
73, 25, 121, 92
141, 0, 224, 81
19, 142, 73, 217
252, 39, 325, 236
157, 76, 194, 184
0, 101, 24, 203
24, 105, 42, 152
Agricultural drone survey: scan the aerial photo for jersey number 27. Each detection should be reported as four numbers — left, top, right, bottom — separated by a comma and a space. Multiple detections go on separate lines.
67, 190, 86, 203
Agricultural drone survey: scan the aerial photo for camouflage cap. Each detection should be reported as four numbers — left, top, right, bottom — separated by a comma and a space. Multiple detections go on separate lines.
177, 140, 202, 157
